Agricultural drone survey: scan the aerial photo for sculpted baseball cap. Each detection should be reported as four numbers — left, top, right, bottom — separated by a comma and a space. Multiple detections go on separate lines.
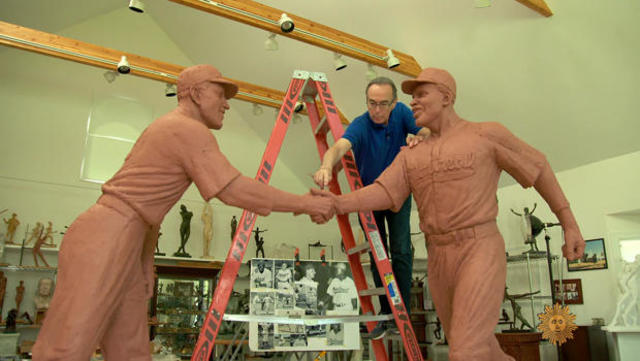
401, 67, 457, 103
177, 64, 239, 99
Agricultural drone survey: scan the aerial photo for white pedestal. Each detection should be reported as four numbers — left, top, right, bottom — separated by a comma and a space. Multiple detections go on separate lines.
602, 326, 640, 361
0, 333, 19, 357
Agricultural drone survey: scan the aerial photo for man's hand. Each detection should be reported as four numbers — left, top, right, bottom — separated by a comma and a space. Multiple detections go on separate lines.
313, 167, 332, 189
561, 226, 585, 261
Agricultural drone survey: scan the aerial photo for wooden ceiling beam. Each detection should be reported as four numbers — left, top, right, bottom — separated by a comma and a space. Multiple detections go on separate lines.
169, 0, 423, 77
0, 21, 350, 124
514, 0, 553, 17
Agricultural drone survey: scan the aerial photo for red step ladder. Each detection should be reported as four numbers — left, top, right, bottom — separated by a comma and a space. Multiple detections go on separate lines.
191, 70, 425, 361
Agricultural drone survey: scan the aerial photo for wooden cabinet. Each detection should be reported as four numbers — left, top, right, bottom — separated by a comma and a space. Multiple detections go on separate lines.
496, 332, 542, 361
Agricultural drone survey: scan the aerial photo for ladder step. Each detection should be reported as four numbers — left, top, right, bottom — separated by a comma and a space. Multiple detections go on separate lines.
314, 116, 328, 135
347, 242, 371, 255
359, 287, 386, 297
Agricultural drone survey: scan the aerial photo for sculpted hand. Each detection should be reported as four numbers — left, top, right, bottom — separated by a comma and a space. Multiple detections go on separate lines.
561, 226, 585, 261
308, 188, 340, 224
406, 134, 426, 148
301, 190, 335, 224
313, 167, 332, 189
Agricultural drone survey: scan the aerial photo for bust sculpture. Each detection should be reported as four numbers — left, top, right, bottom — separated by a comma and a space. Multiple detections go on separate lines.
34, 277, 55, 310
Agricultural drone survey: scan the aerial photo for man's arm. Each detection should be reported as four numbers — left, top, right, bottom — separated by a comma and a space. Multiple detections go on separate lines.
217, 176, 334, 218
313, 138, 353, 189
309, 183, 394, 224
533, 163, 585, 261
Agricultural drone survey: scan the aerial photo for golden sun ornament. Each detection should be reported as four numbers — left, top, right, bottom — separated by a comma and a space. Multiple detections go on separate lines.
537, 303, 578, 345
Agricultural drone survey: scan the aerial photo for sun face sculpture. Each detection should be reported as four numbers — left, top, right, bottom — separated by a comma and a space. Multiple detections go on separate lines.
537, 303, 578, 345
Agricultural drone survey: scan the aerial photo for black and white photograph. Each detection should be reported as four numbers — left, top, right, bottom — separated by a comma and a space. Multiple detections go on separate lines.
326, 262, 358, 312
251, 259, 274, 289
276, 291, 295, 309
257, 323, 274, 350
327, 324, 344, 346
249, 259, 360, 351
250, 291, 275, 315
305, 324, 327, 338
274, 260, 294, 291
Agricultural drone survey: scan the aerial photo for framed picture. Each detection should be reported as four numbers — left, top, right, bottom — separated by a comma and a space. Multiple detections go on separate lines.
553, 279, 583, 304
568, 238, 608, 272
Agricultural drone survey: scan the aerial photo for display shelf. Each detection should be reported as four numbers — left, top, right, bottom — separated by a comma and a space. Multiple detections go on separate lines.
0, 264, 57, 272
4, 244, 59, 252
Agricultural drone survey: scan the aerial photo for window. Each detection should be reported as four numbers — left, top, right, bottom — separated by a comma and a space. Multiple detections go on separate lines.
81, 96, 152, 183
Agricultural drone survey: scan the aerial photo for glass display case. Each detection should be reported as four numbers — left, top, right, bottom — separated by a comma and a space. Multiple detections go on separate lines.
150, 261, 221, 358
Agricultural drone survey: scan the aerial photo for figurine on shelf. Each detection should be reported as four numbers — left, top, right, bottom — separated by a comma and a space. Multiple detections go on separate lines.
34, 277, 55, 311
504, 287, 540, 331
25, 222, 44, 246
0, 272, 6, 322
32, 227, 51, 267
15, 281, 25, 314
3, 213, 20, 244
511, 203, 545, 254
609, 254, 640, 327
154, 231, 165, 256
174, 204, 193, 258
230, 215, 237, 242
201, 202, 213, 258
253, 227, 267, 258
41, 221, 57, 248
4, 309, 17, 333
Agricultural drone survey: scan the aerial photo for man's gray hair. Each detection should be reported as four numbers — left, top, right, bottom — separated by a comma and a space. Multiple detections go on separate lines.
365, 77, 398, 101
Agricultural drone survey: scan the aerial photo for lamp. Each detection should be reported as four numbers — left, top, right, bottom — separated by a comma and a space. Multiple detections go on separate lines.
103, 70, 119, 83
252, 103, 264, 116
117, 55, 131, 74
128, 0, 145, 13
333, 53, 347, 71
294, 101, 305, 113
264, 33, 278, 51
384, 49, 400, 68
365, 64, 378, 81
164, 83, 177, 97
278, 13, 294, 33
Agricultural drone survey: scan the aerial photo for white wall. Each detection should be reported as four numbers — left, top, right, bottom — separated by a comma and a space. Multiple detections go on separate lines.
496, 151, 640, 327
0, 8, 340, 281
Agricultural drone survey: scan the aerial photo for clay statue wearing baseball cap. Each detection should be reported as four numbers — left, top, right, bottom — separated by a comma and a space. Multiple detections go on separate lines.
311, 67, 585, 361
32, 64, 334, 361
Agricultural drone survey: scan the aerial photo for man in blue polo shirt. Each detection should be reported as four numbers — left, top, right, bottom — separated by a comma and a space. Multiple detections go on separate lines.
313, 77, 429, 338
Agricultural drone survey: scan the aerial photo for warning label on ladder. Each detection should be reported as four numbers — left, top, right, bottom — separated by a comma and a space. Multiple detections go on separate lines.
368, 231, 387, 261
384, 272, 403, 305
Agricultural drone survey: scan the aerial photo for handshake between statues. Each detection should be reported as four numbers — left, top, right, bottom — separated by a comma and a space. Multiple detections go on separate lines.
301, 184, 392, 225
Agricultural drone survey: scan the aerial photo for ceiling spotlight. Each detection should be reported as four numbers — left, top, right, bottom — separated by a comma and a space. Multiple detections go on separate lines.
117, 55, 131, 74
129, 0, 145, 13
333, 53, 347, 71
384, 49, 400, 69
294, 101, 305, 113
103, 70, 119, 83
365, 64, 378, 81
278, 13, 295, 33
165, 83, 177, 97
264, 33, 278, 51
252, 103, 264, 116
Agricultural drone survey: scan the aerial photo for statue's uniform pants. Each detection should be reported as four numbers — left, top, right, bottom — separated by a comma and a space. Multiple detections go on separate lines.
426, 221, 515, 361
32, 195, 153, 361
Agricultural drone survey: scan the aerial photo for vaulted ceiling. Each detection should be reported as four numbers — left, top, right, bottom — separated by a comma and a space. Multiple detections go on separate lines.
2, 0, 639, 188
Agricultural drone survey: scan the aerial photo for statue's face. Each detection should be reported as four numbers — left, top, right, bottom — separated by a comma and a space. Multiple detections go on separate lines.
550, 316, 566, 332
39, 279, 53, 296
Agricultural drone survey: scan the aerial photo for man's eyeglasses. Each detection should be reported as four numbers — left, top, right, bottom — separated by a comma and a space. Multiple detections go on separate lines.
367, 100, 394, 109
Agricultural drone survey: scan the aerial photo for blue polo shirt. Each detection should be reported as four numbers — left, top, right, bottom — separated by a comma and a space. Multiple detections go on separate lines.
342, 102, 421, 186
